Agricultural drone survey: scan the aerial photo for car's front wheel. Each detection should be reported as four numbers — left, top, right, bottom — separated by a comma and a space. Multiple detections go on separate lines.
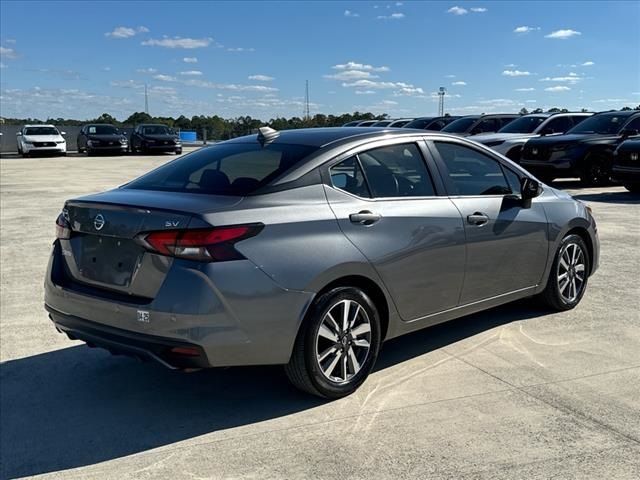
539, 234, 590, 311
285, 287, 382, 398
581, 155, 611, 187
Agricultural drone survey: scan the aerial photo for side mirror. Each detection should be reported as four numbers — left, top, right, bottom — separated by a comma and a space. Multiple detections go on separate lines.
60, 131, 67, 135
16, 132, 22, 136
539, 128, 554, 136
521, 177, 542, 207
620, 128, 639, 138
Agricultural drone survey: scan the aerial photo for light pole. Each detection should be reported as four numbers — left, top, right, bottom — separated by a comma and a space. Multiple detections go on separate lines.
438, 87, 446, 116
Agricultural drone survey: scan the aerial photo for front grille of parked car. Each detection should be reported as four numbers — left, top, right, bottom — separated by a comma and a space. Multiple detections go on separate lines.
523, 145, 550, 161
616, 151, 640, 168
34, 142, 57, 147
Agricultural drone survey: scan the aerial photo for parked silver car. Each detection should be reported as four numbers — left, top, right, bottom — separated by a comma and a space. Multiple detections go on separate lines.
45, 127, 599, 398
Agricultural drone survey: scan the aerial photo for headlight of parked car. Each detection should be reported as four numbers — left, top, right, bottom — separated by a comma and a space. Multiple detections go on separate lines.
120, 138, 128, 144
56, 140, 65, 144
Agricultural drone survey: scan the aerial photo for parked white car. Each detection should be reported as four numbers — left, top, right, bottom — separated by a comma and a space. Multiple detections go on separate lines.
470, 112, 593, 162
17, 125, 67, 157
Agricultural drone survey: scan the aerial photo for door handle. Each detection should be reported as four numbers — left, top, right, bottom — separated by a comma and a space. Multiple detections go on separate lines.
467, 212, 489, 225
349, 211, 381, 225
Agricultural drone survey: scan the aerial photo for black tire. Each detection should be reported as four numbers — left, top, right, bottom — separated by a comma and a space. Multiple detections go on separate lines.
175, 148, 183, 155
285, 287, 382, 399
623, 184, 640, 193
581, 155, 611, 187
539, 234, 590, 311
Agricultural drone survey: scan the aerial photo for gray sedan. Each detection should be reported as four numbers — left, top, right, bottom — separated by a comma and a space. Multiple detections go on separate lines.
45, 127, 599, 398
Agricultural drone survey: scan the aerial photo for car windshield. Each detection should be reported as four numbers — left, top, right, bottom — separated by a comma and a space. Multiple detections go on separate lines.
568, 113, 631, 135
498, 116, 547, 133
404, 118, 436, 129
390, 120, 411, 128
88, 125, 119, 135
124, 142, 318, 196
24, 127, 59, 136
441, 117, 478, 133
142, 125, 173, 135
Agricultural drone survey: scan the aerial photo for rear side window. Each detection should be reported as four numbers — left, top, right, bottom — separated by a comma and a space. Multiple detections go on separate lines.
358, 144, 436, 197
624, 116, 640, 131
330, 157, 371, 198
433, 142, 511, 196
543, 116, 572, 134
125, 143, 317, 196
470, 118, 497, 135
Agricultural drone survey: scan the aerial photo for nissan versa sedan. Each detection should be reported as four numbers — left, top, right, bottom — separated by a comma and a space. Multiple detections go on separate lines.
46, 127, 599, 398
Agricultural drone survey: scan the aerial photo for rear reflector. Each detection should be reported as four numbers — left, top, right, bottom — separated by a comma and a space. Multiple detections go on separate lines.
138, 224, 263, 262
169, 346, 201, 357
55, 212, 71, 239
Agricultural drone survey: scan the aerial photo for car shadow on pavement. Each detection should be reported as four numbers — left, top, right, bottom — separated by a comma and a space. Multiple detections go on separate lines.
0, 300, 542, 479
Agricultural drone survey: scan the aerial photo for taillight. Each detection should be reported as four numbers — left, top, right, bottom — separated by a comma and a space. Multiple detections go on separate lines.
137, 224, 263, 262
55, 211, 71, 239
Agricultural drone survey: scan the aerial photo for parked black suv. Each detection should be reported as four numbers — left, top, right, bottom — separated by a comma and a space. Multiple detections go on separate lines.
403, 116, 460, 131
129, 124, 182, 154
612, 139, 640, 193
77, 124, 129, 155
440, 114, 520, 136
521, 111, 640, 186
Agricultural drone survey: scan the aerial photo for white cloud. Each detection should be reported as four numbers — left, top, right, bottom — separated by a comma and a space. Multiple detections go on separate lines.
142, 37, 213, 49
502, 69, 532, 77
226, 47, 255, 52
0, 46, 17, 59
396, 2, 404, 5
581, 61, 595, 66
381, 100, 398, 105
445, 74, 456, 78
478, 98, 517, 106
325, 70, 379, 81
544, 86, 571, 92
153, 74, 177, 82
504, 63, 517, 67
377, 12, 405, 20
545, 29, 581, 39
179, 70, 203, 76
540, 74, 583, 84
355, 90, 376, 95
344, 10, 359, 17
515, 87, 536, 91
526, 100, 537, 103
470, 7, 487, 13
452, 81, 467, 86
333, 61, 390, 72
248, 74, 275, 81
513, 26, 540, 34
447, 6, 468, 15
110, 79, 144, 89
136, 67, 157, 74
105, 26, 149, 38
183, 79, 278, 92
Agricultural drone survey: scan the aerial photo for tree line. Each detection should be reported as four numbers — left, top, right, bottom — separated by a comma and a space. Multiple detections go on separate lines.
2, 105, 639, 140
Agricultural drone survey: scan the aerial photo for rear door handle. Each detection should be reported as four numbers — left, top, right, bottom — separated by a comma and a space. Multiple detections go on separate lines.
467, 212, 489, 225
349, 211, 381, 225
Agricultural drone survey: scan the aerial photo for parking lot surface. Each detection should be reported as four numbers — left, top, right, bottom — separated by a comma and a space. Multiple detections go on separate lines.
1, 151, 639, 479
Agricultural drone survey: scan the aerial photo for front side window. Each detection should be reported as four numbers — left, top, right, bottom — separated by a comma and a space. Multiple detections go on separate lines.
330, 157, 370, 198
623, 116, 640, 132
441, 117, 477, 133
358, 143, 435, 197
433, 142, 511, 196
125, 143, 317, 196
568, 113, 634, 135
541, 116, 572, 134
470, 118, 497, 135
499, 116, 546, 134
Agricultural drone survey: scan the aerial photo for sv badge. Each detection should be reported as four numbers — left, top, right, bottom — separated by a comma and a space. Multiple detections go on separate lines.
165, 220, 180, 228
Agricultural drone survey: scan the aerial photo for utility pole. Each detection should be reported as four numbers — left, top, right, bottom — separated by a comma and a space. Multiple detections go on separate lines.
438, 87, 446, 116
304, 80, 311, 122
144, 83, 149, 115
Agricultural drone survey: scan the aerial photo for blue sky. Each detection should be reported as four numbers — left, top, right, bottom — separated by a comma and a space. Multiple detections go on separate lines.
1, 0, 638, 120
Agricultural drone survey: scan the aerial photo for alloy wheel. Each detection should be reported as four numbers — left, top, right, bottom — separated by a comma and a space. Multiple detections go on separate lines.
557, 242, 586, 303
315, 299, 371, 383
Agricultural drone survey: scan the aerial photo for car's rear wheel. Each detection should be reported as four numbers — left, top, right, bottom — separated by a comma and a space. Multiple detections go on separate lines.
285, 287, 381, 399
623, 183, 640, 193
581, 155, 611, 187
539, 234, 590, 311
176, 148, 183, 155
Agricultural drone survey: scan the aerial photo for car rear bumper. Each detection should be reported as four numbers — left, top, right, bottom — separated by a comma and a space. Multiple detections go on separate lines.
44, 241, 314, 367
47, 305, 210, 369
144, 144, 181, 152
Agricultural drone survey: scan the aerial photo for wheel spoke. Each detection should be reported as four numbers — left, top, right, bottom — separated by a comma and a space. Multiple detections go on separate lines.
353, 338, 370, 348
351, 323, 371, 338
575, 263, 585, 273
323, 351, 342, 378
571, 244, 579, 265
325, 312, 341, 335
317, 345, 338, 362
342, 300, 351, 332
349, 304, 361, 329
347, 346, 360, 375
570, 278, 577, 299
340, 352, 348, 381
318, 324, 338, 342
560, 256, 570, 271
558, 272, 568, 281
559, 277, 570, 294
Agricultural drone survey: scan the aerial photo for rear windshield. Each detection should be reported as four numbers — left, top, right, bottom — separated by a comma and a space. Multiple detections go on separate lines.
142, 125, 173, 135
567, 113, 634, 135
88, 125, 119, 135
499, 116, 546, 133
24, 127, 59, 135
441, 117, 477, 133
124, 142, 318, 196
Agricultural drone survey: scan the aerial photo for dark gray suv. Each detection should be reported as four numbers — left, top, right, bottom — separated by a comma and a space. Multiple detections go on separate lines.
45, 127, 599, 398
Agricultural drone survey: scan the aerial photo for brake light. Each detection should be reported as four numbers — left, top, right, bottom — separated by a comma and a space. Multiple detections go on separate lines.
138, 224, 263, 262
55, 212, 71, 239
